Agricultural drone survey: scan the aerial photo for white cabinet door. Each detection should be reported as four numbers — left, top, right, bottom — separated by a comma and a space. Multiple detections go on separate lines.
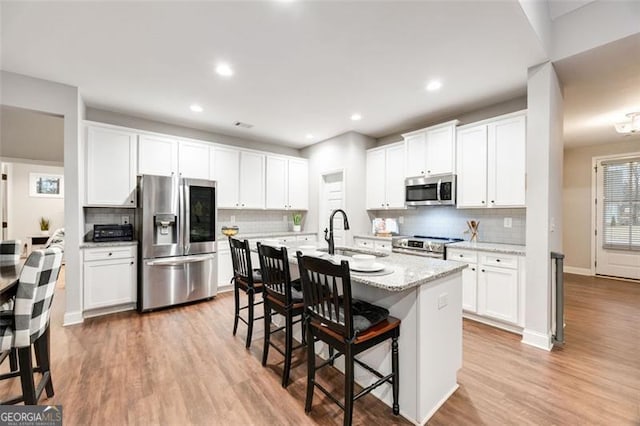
385, 143, 406, 209
84, 257, 136, 310
179, 141, 210, 179
239, 151, 265, 209
354, 238, 374, 249
138, 134, 178, 176
217, 247, 234, 289
288, 159, 309, 210
374, 240, 392, 253
425, 125, 455, 175
86, 126, 137, 207
404, 133, 427, 177
212, 147, 240, 208
461, 263, 478, 312
366, 148, 386, 209
478, 265, 518, 324
488, 115, 526, 207
266, 156, 288, 209
456, 125, 487, 208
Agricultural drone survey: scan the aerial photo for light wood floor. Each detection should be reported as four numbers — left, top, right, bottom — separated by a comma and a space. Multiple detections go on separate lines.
0, 273, 638, 425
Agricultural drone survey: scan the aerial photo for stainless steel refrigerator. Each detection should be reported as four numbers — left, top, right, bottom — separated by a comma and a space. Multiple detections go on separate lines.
137, 174, 217, 311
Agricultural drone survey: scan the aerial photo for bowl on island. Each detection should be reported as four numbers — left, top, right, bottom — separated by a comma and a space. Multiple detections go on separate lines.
221, 226, 239, 237
351, 254, 375, 269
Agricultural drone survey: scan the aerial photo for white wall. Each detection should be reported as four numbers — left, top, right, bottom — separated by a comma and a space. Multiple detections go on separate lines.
301, 132, 376, 241
1, 70, 83, 326
6, 162, 64, 247
523, 61, 564, 351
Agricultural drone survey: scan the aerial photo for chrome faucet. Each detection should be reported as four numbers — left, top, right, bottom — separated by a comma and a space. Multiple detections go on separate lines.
324, 209, 350, 255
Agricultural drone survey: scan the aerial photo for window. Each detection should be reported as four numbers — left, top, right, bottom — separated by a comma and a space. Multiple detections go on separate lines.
602, 159, 640, 250
29, 173, 64, 198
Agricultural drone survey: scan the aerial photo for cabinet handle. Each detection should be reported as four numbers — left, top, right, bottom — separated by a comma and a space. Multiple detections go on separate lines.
130, 199, 134, 204
108, 252, 113, 256
242, 203, 245, 207
496, 259, 501, 262
130, 261, 134, 265
236, 203, 239, 207
491, 200, 495, 204
481, 269, 485, 272
427, 170, 431, 174
471, 268, 476, 271
481, 201, 485, 204
459, 254, 463, 257
386, 203, 389, 206
421, 171, 425, 174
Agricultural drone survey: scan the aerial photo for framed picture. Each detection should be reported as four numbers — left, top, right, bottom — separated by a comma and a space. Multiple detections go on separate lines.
29, 173, 64, 198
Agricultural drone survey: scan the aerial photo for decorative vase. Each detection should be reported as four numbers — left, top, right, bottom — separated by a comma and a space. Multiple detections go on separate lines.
293, 225, 301, 232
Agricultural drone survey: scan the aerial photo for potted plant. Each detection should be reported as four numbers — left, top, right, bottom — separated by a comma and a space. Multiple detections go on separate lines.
292, 213, 303, 232
39, 217, 50, 236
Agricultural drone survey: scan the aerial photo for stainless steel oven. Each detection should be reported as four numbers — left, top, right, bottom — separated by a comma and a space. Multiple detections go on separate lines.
405, 174, 456, 206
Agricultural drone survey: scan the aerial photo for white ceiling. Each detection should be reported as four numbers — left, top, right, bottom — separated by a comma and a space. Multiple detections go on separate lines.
0, 1, 548, 148
555, 33, 640, 148
548, 0, 595, 20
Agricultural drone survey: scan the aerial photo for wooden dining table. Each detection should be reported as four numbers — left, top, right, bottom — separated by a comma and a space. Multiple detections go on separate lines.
0, 261, 23, 305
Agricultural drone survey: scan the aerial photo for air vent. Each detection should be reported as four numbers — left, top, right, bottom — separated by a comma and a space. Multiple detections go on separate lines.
234, 121, 253, 129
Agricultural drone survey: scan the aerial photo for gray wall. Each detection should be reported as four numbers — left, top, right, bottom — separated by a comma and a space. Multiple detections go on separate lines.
301, 132, 376, 240
0, 105, 64, 163
86, 107, 301, 157
563, 137, 640, 269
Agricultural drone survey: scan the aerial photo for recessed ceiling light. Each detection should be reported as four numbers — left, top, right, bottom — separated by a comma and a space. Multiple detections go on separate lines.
426, 80, 442, 92
306, 134, 314, 139
216, 63, 234, 77
190, 104, 203, 113
351, 113, 362, 121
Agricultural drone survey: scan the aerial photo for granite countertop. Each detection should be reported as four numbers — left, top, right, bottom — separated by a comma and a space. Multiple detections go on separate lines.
251, 239, 466, 292
80, 241, 138, 249
353, 234, 394, 241
447, 241, 526, 256
217, 231, 317, 240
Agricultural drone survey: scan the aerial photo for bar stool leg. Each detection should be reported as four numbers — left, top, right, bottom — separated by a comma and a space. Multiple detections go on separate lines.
282, 311, 293, 388
304, 321, 315, 413
392, 336, 399, 415
232, 278, 240, 336
18, 347, 36, 405
262, 300, 271, 366
246, 290, 255, 349
8, 349, 17, 372
344, 345, 355, 426
34, 327, 54, 398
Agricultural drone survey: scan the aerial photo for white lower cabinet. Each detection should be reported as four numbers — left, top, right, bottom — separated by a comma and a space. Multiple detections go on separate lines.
353, 237, 391, 253
217, 245, 234, 290
83, 246, 136, 311
448, 248, 523, 328
296, 234, 317, 242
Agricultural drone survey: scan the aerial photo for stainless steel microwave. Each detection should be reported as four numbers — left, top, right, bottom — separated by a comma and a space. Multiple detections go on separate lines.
405, 174, 456, 206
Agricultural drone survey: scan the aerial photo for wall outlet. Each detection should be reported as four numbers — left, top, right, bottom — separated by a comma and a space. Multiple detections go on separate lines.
230, 215, 236, 223
504, 217, 512, 228
121, 215, 130, 225
437, 293, 448, 310
398, 216, 404, 224
283, 215, 288, 222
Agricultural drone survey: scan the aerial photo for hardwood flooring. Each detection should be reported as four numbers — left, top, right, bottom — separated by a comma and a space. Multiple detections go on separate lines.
0, 273, 638, 425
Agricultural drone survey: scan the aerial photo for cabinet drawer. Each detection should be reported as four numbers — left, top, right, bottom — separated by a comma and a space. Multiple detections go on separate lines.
374, 241, 391, 252
354, 238, 374, 248
84, 246, 136, 262
297, 234, 317, 242
447, 249, 477, 263
481, 253, 518, 269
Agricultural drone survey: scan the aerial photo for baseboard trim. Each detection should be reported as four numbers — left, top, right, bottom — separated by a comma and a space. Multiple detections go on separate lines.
521, 329, 552, 351
63, 311, 84, 326
564, 266, 592, 276
463, 312, 523, 335
217, 284, 233, 294
416, 384, 460, 426
83, 303, 136, 319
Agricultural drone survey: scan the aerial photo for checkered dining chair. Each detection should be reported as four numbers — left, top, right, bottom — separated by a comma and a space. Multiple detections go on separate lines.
0, 247, 63, 405
0, 240, 22, 267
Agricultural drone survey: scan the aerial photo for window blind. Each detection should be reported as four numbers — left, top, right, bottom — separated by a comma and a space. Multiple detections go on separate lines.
602, 158, 640, 250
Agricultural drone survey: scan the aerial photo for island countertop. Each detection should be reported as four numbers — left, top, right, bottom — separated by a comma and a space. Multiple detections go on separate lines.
251, 240, 467, 292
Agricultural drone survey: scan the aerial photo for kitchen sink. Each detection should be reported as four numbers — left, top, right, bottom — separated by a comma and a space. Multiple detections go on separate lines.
316, 246, 389, 258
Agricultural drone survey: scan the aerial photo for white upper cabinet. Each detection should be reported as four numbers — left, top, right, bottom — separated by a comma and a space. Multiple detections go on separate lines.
456, 125, 488, 208
86, 126, 137, 207
212, 146, 240, 208
456, 111, 526, 208
403, 121, 458, 178
178, 140, 210, 179
266, 156, 288, 209
487, 115, 526, 207
287, 158, 308, 210
239, 151, 265, 209
366, 142, 405, 209
138, 134, 178, 177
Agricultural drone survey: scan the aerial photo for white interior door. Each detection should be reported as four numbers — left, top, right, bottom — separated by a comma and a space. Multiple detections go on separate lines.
320, 171, 345, 246
595, 157, 640, 279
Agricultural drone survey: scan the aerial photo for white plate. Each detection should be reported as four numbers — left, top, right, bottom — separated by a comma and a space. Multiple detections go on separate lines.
350, 262, 385, 272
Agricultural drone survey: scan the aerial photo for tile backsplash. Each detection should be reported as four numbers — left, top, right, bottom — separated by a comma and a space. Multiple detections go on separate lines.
218, 209, 298, 235
368, 207, 526, 245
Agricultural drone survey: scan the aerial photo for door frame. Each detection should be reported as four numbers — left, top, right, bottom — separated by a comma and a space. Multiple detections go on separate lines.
591, 151, 640, 277
318, 168, 347, 241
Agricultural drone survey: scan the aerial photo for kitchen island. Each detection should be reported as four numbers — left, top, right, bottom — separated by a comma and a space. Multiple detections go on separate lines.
251, 240, 467, 425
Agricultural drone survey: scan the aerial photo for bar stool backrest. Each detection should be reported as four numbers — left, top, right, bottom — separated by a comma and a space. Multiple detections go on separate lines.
257, 243, 293, 305
296, 253, 354, 340
0, 240, 21, 266
229, 237, 256, 288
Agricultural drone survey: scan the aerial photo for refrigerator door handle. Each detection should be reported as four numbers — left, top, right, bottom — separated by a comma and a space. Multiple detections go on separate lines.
145, 254, 215, 266
182, 180, 191, 255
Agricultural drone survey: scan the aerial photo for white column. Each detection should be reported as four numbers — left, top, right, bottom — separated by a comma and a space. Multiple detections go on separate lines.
523, 62, 564, 350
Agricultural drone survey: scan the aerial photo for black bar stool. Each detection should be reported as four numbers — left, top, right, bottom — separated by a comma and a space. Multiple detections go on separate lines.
257, 242, 306, 387
229, 237, 264, 349
296, 252, 401, 426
